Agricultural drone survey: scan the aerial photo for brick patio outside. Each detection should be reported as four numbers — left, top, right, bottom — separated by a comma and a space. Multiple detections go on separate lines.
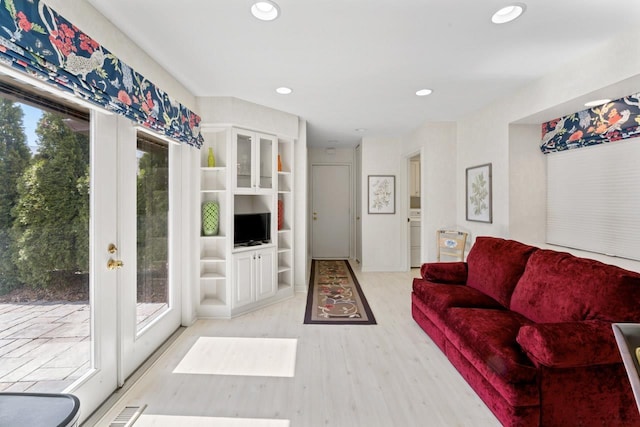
0, 301, 166, 393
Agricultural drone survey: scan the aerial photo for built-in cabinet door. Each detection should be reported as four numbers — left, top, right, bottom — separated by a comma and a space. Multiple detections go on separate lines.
255, 248, 276, 301
234, 129, 253, 191
410, 160, 420, 197
410, 222, 421, 268
233, 251, 255, 308
232, 129, 276, 194
232, 247, 276, 308
256, 134, 274, 191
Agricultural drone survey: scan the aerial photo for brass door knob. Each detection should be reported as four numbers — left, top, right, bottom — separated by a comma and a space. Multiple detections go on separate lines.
107, 258, 124, 270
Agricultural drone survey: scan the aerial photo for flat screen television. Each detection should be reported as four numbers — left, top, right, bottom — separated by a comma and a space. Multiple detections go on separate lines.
234, 212, 271, 246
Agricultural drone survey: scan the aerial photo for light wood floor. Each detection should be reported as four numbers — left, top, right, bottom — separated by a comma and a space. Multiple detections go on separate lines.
90, 262, 499, 427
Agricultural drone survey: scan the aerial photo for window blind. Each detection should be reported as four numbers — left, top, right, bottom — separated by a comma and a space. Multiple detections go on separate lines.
546, 138, 640, 261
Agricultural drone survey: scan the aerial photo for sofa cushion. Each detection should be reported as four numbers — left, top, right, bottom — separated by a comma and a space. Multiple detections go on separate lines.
413, 278, 503, 312
510, 249, 640, 323
466, 237, 538, 308
444, 307, 538, 406
516, 320, 622, 368
420, 262, 467, 284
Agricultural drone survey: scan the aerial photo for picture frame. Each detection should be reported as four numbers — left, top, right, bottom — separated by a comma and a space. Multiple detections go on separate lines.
368, 175, 395, 214
466, 163, 492, 223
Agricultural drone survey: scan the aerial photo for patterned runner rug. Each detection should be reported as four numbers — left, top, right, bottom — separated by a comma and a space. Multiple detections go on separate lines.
304, 260, 376, 325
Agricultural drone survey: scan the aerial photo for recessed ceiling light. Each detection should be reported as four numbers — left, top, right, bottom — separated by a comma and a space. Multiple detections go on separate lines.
276, 87, 292, 95
251, 1, 280, 21
416, 89, 433, 96
584, 98, 611, 107
491, 4, 526, 24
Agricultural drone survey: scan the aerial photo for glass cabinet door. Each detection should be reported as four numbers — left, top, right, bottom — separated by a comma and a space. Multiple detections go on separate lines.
235, 131, 252, 190
258, 135, 273, 190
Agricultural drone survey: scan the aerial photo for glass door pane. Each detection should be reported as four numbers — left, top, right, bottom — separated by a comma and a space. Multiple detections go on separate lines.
0, 99, 91, 392
258, 135, 273, 189
135, 137, 169, 332
236, 132, 252, 190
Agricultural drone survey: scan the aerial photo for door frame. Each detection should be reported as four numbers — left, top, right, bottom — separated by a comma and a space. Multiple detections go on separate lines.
68, 112, 119, 420
310, 163, 353, 259
355, 145, 362, 264
405, 149, 422, 271
116, 123, 183, 384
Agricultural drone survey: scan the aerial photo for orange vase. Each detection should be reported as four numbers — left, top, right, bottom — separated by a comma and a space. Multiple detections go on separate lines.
277, 155, 282, 172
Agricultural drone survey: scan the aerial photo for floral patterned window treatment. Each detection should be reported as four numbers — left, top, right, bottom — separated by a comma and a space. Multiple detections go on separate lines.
540, 92, 640, 154
0, 0, 203, 148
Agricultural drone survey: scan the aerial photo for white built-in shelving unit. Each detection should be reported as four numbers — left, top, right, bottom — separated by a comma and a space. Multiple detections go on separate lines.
196, 126, 294, 318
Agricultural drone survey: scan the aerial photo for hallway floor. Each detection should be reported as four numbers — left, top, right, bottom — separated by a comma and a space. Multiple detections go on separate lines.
89, 264, 499, 427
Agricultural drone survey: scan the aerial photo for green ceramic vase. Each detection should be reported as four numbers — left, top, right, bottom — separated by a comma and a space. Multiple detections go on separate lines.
202, 201, 219, 236
207, 147, 215, 167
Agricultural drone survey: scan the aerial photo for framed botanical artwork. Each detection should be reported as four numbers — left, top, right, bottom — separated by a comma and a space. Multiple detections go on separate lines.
368, 175, 395, 214
466, 163, 492, 223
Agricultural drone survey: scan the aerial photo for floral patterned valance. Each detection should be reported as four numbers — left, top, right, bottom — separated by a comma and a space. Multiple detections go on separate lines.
0, 0, 203, 148
540, 92, 640, 154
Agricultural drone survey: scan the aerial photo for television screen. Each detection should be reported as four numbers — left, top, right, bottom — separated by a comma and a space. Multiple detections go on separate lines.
234, 213, 271, 246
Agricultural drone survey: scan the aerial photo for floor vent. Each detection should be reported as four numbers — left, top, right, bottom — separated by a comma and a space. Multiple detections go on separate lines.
109, 405, 147, 427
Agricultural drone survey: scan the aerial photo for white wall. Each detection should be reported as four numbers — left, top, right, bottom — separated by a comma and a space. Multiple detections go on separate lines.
403, 122, 458, 262
457, 27, 640, 247
360, 138, 405, 271
197, 97, 299, 139
508, 124, 545, 243
295, 119, 308, 292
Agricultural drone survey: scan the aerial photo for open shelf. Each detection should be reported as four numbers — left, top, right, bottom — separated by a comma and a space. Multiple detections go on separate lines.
201, 272, 225, 279
201, 297, 225, 306
201, 256, 225, 263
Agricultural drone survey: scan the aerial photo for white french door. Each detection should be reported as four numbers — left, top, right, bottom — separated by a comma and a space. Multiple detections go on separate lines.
69, 113, 181, 422
116, 122, 181, 381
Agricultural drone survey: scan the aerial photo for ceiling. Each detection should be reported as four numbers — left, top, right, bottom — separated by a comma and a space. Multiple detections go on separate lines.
86, 0, 640, 147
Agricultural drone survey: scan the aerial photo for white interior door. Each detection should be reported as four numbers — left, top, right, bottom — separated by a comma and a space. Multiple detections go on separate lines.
311, 164, 350, 259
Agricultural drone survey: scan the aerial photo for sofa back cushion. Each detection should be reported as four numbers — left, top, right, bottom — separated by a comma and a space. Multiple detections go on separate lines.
510, 249, 640, 323
466, 237, 538, 307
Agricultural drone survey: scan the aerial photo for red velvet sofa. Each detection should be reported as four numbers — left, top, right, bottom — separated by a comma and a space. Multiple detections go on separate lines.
411, 236, 640, 426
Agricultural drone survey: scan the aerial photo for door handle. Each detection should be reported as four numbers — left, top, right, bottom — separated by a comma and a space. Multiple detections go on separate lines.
107, 258, 124, 270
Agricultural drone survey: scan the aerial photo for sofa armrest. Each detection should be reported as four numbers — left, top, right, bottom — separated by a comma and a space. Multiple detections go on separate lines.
420, 262, 467, 284
516, 320, 621, 368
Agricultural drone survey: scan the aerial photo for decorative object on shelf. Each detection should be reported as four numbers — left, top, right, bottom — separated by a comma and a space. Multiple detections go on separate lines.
465, 163, 492, 223
207, 147, 216, 167
278, 197, 284, 230
202, 201, 219, 236
367, 175, 395, 214
277, 154, 283, 172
